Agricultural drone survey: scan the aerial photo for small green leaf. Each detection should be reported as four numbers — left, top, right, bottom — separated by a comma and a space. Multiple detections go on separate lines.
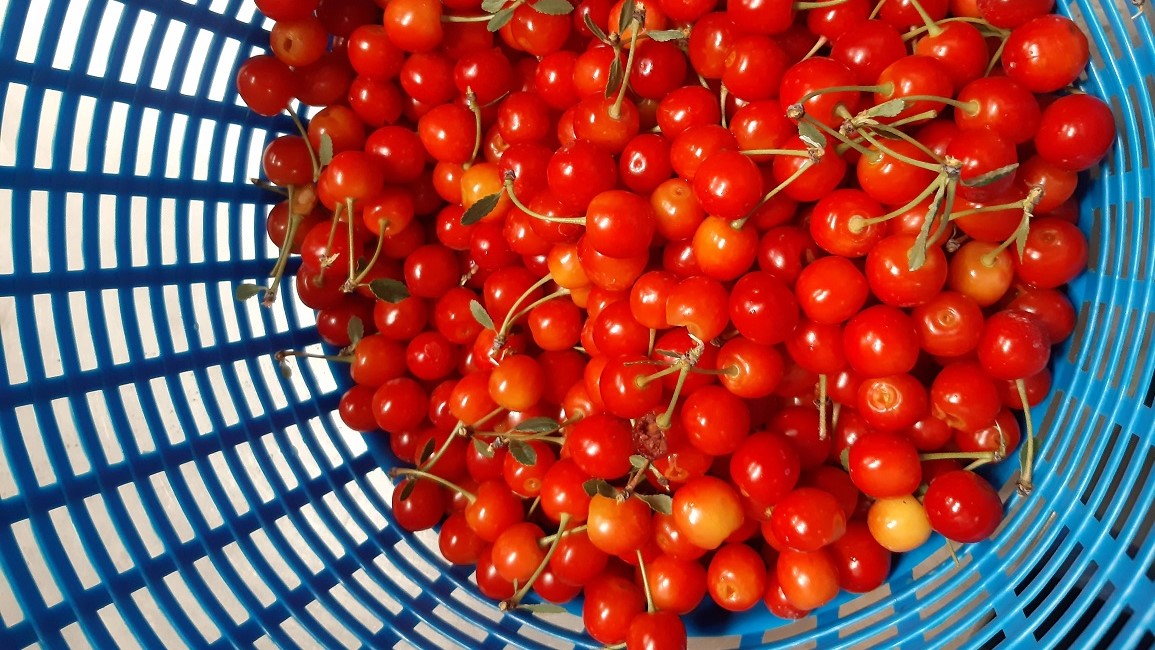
653, 349, 681, 358
369, 278, 410, 303
635, 493, 673, 515
470, 300, 495, 330
646, 29, 685, 42
861, 98, 907, 119
839, 447, 850, 472
481, 0, 507, 12
797, 120, 827, 150
508, 440, 538, 466
531, 0, 574, 15
487, 6, 515, 31
583, 478, 617, 498
604, 57, 624, 99
617, 0, 635, 33
235, 283, 266, 302
347, 316, 364, 347
583, 12, 608, 42
629, 455, 649, 470
461, 191, 503, 226
473, 437, 496, 459
513, 417, 561, 433
519, 603, 568, 614
398, 478, 417, 502
962, 163, 1019, 188
908, 183, 946, 272
417, 438, 436, 465
318, 133, 334, 167
1013, 213, 1030, 260
278, 358, 293, 379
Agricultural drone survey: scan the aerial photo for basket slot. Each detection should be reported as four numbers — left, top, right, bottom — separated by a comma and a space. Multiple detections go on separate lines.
97, 603, 142, 650
1047, 578, 1113, 647
1080, 424, 1126, 507
921, 595, 990, 646
1015, 531, 1076, 601
1127, 83, 1151, 170
760, 618, 817, 646
1067, 301, 1093, 366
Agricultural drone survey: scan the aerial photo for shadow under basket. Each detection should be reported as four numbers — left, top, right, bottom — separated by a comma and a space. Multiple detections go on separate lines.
2, 0, 1155, 648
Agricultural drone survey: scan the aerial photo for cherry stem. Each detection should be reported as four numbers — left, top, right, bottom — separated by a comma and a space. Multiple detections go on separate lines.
275, 349, 351, 364
854, 128, 941, 172
732, 159, 815, 230
719, 85, 730, 128
647, 328, 656, 356
504, 178, 585, 224
285, 104, 321, 181
903, 0, 942, 37
636, 364, 682, 388
390, 468, 477, 503
817, 374, 828, 441
251, 178, 289, 196
869, 0, 889, 18
979, 210, 1030, 267
809, 117, 876, 159
795, 0, 849, 8
538, 523, 587, 547
739, 148, 812, 158
637, 551, 656, 613
610, 8, 643, 121
527, 496, 541, 517
902, 17, 1006, 41
867, 122, 945, 164
836, 110, 939, 156
655, 336, 705, 428
502, 289, 573, 338
927, 178, 957, 247
466, 89, 482, 169
345, 198, 358, 289
1016, 379, 1035, 496
319, 203, 344, 274
853, 176, 944, 231
495, 274, 556, 344
964, 458, 993, 472
502, 514, 572, 611
796, 84, 885, 107
986, 36, 1010, 76
920, 451, 1001, 462
802, 35, 828, 61
620, 459, 651, 499
440, 13, 493, 22
344, 219, 390, 292
895, 95, 979, 115
264, 189, 303, 308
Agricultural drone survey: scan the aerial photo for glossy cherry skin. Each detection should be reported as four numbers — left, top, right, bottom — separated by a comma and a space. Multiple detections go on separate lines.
923, 470, 1004, 543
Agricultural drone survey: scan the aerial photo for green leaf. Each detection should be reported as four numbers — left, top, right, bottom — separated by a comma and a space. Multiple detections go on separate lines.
604, 57, 624, 99
470, 300, 495, 330
318, 133, 333, 167
481, 0, 507, 12
531, 0, 574, 15
1013, 213, 1030, 260
487, 6, 515, 31
398, 478, 417, 502
519, 603, 568, 614
508, 440, 538, 466
961, 162, 1019, 188
417, 438, 436, 465
635, 493, 673, 515
369, 278, 410, 303
235, 283, 266, 302
839, 447, 850, 472
617, 0, 635, 34
646, 29, 685, 42
583, 478, 617, 499
797, 120, 827, 150
908, 183, 946, 272
629, 455, 649, 470
513, 417, 561, 433
860, 98, 907, 119
473, 437, 496, 459
347, 316, 364, 347
461, 191, 503, 226
583, 12, 608, 42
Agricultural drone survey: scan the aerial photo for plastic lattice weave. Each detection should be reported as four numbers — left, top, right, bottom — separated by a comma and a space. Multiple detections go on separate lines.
1, 0, 1154, 648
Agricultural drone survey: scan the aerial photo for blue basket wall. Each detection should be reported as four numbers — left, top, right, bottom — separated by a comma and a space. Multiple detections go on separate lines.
0, 0, 1153, 648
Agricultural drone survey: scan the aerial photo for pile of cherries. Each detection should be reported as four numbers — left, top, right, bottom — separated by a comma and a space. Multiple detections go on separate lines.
236, 0, 1116, 646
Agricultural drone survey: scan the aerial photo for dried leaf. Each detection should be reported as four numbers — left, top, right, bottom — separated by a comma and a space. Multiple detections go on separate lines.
513, 417, 561, 433
860, 98, 907, 119
646, 29, 685, 42
797, 120, 827, 150
617, 0, 635, 33
583, 478, 617, 498
487, 6, 515, 31
346, 316, 364, 346
235, 283, 265, 302
318, 133, 334, 167
369, 278, 410, 303
473, 437, 495, 458
461, 191, 503, 225
481, 0, 507, 12
531, 0, 574, 15
508, 440, 538, 466
961, 163, 1019, 188
583, 12, 608, 42
519, 603, 568, 614
398, 478, 417, 502
604, 57, 624, 99
470, 300, 495, 330
635, 493, 673, 515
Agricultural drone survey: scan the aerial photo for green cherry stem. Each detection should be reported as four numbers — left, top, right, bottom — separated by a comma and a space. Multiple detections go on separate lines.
731, 158, 816, 230
637, 550, 656, 613
275, 349, 352, 364
285, 104, 321, 181
503, 177, 585, 224
1016, 379, 1036, 496
537, 522, 587, 547
919, 451, 1002, 462
344, 219, 391, 292
466, 89, 482, 169
264, 186, 303, 308
501, 514, 572, 611
390, 468, 477, 503
866, 122, 945, 163
500, 289, 573, 340
441, 13, 494, 22
854, 127, 941, 172
903, 0, 943, 37
870, 0, 889, 18
795, 0, 850, 8
345, 197, 358, 289
851, 175, 944, 232
817, 374, 829, 441
738, 148, 812, 158
493, 273, 556, 347
610, 9, 643, 120
901, 16, 1006, 41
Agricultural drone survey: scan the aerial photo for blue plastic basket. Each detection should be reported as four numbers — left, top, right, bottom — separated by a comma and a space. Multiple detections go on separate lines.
1, 1, 1154, 648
